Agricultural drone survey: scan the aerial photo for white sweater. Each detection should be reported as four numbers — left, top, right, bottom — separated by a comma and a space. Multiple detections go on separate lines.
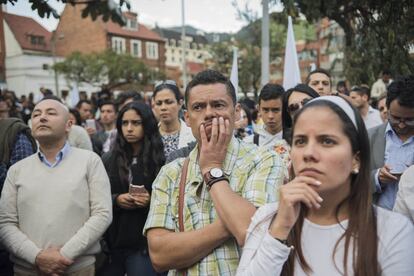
237, 203, 414, 275
0, 147, 112, 274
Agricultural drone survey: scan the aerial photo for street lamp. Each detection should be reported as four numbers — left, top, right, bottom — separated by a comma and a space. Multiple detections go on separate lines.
181, 0, 187, 89
261, 0, 270, 87
51, 31, 64, 98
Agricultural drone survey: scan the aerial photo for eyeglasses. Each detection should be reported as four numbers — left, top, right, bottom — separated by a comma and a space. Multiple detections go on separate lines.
154, 80, 177, 89
388, 112, 414, 127
287, 98, 312, 114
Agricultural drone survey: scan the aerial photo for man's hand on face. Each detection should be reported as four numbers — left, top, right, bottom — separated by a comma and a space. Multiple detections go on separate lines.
199, 117, 232, 175
35, 247, 73, 275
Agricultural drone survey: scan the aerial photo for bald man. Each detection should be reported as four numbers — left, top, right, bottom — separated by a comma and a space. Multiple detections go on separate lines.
0, 97, 112, 276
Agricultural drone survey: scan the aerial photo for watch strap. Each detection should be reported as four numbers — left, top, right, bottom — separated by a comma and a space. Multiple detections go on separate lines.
206, 176, 229, 190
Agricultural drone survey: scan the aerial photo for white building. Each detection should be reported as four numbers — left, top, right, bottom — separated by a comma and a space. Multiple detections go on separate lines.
154, 27, 211, 85
3, 12, 96, 99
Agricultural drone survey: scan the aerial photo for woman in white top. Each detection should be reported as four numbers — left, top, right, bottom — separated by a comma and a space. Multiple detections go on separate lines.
152, 81, 195, 159
394, 165, 414, 222
237, 96, 414, 276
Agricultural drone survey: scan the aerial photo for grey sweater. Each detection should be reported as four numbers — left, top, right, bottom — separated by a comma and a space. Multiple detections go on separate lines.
0, 147, 112, 274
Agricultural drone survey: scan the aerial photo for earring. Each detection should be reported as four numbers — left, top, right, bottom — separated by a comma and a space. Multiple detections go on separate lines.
352, 168, 359, 174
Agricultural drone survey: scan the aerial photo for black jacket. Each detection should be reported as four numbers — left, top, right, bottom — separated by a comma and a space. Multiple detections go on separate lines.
102, 151, 154, 251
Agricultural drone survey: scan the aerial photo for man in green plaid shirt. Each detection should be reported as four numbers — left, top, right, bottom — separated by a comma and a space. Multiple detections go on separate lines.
144, 70, 285, 275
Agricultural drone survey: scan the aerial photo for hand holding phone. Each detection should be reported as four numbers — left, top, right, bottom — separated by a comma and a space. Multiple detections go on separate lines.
85, 119, 96, 130
129, 184, 146, 195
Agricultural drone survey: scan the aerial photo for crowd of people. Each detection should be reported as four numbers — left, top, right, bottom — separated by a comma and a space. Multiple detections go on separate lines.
0, 67, 413, 276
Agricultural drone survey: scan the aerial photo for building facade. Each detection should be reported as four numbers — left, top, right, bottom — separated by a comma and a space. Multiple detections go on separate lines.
54, 5, 166, 84
2, 12, 74, 97
154, 27, 211, 88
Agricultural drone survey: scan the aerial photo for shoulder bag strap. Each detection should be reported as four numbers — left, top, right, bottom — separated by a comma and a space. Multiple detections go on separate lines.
178, 158, 190, 276
178, 158, 190, 232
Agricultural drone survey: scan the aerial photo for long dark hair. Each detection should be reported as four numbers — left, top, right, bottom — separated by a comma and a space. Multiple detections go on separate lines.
112, 102, 165, 184
282, 99, 379, 276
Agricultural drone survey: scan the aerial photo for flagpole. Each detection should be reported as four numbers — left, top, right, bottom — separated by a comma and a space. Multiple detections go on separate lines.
261, 0, 270, 87
181, 0, 187, 89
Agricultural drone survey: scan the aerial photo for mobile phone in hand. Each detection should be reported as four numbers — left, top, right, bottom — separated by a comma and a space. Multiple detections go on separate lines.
85, 119, 96, 130
129, 184, 146, 195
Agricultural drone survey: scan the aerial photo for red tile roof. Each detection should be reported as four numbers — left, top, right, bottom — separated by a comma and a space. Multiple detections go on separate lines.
106, 19, 164, 42
3, 12, 52, 53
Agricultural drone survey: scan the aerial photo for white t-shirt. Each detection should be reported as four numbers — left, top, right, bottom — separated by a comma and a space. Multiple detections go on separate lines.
244, 128, 283, 149
237, 203, 414, 275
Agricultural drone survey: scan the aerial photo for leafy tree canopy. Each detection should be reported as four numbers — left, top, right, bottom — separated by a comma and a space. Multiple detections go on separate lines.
281, 0, 414, 84
2, 0, 131, 25
54, 50, 162, 91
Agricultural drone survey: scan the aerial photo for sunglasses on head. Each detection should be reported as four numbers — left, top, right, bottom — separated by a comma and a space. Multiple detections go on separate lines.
287, 98, 312, 114
154, 80, 177, 89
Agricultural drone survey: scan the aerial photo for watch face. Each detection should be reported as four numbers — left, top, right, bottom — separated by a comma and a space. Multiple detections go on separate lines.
210, 168, 224, 178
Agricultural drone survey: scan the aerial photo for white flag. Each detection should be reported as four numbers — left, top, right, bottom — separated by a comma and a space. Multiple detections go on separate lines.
283, 16, 301, 90
70, 82, 80, 108
230, 47, 239, 97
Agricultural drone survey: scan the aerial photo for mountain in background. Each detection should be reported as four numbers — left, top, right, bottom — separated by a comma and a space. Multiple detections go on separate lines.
163, 13, 316, 46
164, 25, 233, 44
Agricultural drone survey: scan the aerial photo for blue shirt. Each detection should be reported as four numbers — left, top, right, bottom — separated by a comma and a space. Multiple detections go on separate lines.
376, 124, 414, 209
0, 133, 35, 191
38, 142, 71, 168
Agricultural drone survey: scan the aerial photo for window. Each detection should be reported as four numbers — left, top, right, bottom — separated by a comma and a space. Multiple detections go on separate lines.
111, 37, 126, 54
125, 18, 138, 30
146, 42, 158, 59
130, 40, 142, 57
29, 35, 45, 46
170, 39, 176, 47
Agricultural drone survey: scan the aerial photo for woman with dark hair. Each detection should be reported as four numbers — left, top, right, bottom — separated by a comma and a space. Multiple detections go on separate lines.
100, 102, 165, 275
235, 103, 254, 139
282, 84, 319, 142
152, 81, 195, 159
237, 96, 414, 275
68, 108, 82, 126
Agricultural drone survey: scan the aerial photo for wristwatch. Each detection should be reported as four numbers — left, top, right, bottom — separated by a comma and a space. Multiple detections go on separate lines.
203, 168, 228, 190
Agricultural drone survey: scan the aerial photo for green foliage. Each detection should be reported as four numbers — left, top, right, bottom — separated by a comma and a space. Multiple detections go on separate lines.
54, 50, 156, 90
281, 0, 414, 85
1, 0, 130, 25
209, 4, 315, 95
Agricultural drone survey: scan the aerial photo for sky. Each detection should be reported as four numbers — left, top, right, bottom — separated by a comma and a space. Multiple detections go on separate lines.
4, 0, 282, 33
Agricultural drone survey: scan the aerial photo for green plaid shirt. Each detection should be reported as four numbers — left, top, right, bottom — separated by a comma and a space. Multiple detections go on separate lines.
144, 137, 285, 276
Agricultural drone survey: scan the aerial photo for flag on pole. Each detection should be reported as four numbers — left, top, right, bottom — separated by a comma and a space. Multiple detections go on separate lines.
283, 16, 301, 90
70, 82, 80, 108
230, 47, 239, 98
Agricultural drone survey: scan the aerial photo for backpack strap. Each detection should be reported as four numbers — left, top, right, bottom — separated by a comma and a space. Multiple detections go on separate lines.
253, 132, 260, 146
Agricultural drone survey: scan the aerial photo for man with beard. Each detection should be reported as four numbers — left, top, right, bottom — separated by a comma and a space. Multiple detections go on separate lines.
143, 70, 285, 275
369, 75, 414, 210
